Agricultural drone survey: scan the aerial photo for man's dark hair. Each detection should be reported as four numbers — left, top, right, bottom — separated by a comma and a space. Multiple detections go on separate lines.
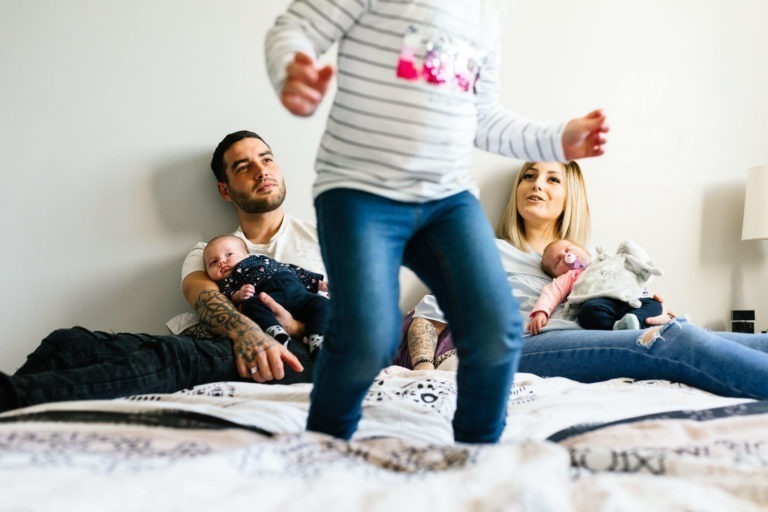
210, 130, 270, 183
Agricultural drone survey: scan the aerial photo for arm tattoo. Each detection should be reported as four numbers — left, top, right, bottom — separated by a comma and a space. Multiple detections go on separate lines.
407, 318, 439, 364
195, 289, 274, 365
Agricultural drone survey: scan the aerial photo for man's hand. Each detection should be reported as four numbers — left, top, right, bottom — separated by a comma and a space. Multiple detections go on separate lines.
562, 109, 609, 160
259, 291, 307, 339
280, 52, 334, 116
232, 325, 303, 382
194, 289, 303, 381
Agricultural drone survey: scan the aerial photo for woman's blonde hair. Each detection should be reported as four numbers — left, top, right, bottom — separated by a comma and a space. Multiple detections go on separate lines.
495, 161, 591, 251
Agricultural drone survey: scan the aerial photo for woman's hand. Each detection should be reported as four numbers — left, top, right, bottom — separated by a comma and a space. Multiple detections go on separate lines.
644, 294, 676, 326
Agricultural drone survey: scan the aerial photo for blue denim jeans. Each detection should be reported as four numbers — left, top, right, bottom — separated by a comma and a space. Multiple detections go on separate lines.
310, 189, 522, 443
519, 318, 768, 399
2, 326, 314, 409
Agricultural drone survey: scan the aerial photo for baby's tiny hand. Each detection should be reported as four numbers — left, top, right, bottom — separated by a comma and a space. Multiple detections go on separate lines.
527, 312, 548, 335
233, 284, 256, 303
240, 284, 256, 299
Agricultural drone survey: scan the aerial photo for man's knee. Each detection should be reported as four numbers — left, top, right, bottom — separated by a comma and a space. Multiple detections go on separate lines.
42, 326, 116, 346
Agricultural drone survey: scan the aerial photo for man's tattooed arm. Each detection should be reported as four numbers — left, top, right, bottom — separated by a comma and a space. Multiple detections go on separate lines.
407, 317, 439, 370
194, 288, 276, 368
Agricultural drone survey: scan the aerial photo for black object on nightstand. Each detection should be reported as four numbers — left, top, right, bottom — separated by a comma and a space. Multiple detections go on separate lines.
731, 310, 755, 333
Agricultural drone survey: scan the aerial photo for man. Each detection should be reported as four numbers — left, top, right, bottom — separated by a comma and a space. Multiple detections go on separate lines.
0, 131, 322, 412
181, 130, 325, 382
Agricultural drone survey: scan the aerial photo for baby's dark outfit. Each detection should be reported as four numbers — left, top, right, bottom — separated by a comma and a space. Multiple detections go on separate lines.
218, 255, 328, 350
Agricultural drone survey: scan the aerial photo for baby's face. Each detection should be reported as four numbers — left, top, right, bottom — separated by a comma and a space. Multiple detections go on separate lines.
203, 238, 248, 281
543, 240, 591, 277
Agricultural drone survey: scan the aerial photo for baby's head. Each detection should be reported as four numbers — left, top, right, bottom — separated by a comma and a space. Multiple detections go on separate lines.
541, 239, 592, 278
203, 235, 249, 281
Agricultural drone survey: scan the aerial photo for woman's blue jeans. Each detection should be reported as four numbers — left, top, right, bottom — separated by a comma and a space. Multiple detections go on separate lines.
310, 189, 522, 443
520, 318, 768, 399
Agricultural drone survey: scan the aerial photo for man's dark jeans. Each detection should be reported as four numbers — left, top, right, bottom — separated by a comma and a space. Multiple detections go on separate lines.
3, 326, 313, 409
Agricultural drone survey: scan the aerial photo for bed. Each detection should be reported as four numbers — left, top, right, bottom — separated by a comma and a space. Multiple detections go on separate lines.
1, 366, 767, 511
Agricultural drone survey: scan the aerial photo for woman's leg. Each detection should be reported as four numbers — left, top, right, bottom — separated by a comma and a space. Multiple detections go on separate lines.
405, 192, 521, 443
710, 330, 768, 351
309, 189, 409, 439
520, 318, 768, 399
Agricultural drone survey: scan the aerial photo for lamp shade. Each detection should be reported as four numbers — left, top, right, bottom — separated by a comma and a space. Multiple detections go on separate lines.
742, 165, 768, 240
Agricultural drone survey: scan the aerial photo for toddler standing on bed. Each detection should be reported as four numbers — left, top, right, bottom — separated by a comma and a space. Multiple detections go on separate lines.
266, 0, 608, 443
528, 239, 663, 334
203, 235, 328, 358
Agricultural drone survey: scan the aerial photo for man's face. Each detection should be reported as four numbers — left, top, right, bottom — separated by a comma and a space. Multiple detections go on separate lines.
219, 137, 287, 214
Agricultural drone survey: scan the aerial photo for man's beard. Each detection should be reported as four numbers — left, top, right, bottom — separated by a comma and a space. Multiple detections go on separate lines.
230, 182, 287, 214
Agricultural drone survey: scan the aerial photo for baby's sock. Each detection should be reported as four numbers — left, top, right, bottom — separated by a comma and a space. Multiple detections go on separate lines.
266, 325, 291, 345
305, 334, 324, 356
613, 313, 640, 331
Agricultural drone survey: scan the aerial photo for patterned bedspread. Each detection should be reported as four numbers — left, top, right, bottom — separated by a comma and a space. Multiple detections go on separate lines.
1, 367, 766, 511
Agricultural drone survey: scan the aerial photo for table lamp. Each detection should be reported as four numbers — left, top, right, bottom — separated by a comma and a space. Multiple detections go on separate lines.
742, 165, 768, 241
739, 164, 768, 333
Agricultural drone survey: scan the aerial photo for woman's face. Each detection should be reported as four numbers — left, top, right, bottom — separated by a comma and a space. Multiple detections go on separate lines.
515, 162, 567, 225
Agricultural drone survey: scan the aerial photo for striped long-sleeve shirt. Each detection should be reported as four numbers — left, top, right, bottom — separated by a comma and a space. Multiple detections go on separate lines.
266, 0, 566, 203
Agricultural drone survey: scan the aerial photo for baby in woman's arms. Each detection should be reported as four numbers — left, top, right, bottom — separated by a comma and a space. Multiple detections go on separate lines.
528, 239, 663, 334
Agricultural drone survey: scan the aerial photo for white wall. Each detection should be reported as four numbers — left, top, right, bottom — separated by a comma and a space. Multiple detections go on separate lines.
2, 0, 767, 373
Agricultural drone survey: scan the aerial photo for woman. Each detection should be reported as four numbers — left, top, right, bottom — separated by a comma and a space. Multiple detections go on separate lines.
397, 161, 768, 400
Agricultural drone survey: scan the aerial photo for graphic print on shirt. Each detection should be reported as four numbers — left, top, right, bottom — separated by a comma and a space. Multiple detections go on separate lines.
396, 25, 484, 93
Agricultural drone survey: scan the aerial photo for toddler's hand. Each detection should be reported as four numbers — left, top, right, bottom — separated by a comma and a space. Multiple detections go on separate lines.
562, 109, 609, 159
280, 52, 334, 116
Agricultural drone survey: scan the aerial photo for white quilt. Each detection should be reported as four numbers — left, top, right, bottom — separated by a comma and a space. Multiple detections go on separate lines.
0, 368, 766, 511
